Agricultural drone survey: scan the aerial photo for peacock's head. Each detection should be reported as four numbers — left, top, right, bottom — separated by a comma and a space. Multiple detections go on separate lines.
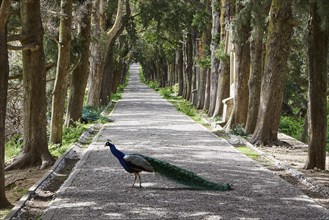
105, 139, 115, 149
105, 139, 112, 146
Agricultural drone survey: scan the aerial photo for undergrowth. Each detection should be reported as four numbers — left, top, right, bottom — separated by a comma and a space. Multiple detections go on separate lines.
5, 73, 129, 162
159, 87, 203, 124
49, 122, 89, 158
236, 146, 260, 160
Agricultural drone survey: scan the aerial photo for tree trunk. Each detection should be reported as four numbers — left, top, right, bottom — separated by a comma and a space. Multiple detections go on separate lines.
87, 0, 126, 107
100, 2, 129, 104
245, 34, 262, 133
50, 0, 73, 144
87, 0, 102, 107
208, 0, 220, 116
225, 1, 251, 129
100, 43, 115, 105
176, 47, 184, 96
6, 0, 55, 170
182, 33, 193, 101
213, 0, 230, 117
197, 66, 207, 109
305, 1, 328, 170
213, 60, 229, 117
197, 0, 211, 109
203, 68, 211, 111
65, 0, 92, 126
250, 0, 293, 146
0, 0, 12, 208
245, 0, 270, 134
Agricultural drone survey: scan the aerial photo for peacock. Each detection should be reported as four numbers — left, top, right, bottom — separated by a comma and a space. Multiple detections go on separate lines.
105, 140, 232, 191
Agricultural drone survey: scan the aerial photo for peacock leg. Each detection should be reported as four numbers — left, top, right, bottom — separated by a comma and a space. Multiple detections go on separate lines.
132, 172, 137, 187
137, 173, 142, 188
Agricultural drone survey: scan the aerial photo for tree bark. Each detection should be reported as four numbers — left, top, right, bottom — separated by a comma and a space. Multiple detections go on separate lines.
225, 1, 251, 129
250, 0, 293, 146
213, 59, 229, 117
87, 0, 126, 107
65, 0, 92, 126
176, 47, 184, 96
245, 0, 269, 134
50, 0, 73, 144
203, 68, 211, 111
305, 1, 328, 170
196, 67, 207, 109
0, 0, 12, 208
87, 0, 102, 107
196, 0, 211, 109
6, 0, 55, 170
181, 33, 193, 100
100, 44, 115, 105
100, 2, 129, 104
208, 0, 220, 116
213, 0, 230, 117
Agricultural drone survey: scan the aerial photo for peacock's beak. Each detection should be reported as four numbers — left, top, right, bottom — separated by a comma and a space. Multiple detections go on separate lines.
105, 139, 112, 147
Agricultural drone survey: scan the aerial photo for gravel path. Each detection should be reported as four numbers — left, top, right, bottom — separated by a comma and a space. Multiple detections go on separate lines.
42, 64, 329, 219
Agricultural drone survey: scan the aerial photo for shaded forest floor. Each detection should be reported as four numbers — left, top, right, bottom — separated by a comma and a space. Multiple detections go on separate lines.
256, 133, 329, 210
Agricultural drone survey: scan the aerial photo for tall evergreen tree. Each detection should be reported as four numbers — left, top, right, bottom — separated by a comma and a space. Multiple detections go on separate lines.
6, 0, 55, 170
305, 0, 329, 170
250, 0, 294, 146
225, 0, 251, 129
65, 0, 92, 126
208, 0, 221, 116
245, 0, 270, 134
0, 0, 12, 208
212, 0, 230, 117
50, 0, 73, 144
87, 0, 126, 107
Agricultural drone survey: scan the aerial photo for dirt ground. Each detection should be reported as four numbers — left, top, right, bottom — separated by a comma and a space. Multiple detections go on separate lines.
0, 167, 50, 218
255, 133, 329, 210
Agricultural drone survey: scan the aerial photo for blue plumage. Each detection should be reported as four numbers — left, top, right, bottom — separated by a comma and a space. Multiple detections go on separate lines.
106, 140, 154, 187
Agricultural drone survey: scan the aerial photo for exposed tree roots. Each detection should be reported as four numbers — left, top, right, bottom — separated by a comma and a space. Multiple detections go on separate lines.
5, 152, 54, 171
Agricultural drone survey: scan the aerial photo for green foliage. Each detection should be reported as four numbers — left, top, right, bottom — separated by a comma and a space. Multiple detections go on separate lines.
236, 146, 260, 160
192, 9, 211, 32
50, 123, 89, 157
111, 75, 129, 102
142, 78, 203, 124
284, 8, 308, 112
176, 100, 197, 118
142, 155, 231, 191
230, 124, 248, 137
316, 1, 329, 31
147, 81, 160, 90
159, 87, 173, 99
232, 0, 252, 44
279, 116, 304, 141
215, 42, 230, 62
160, 87, 203, 123
194, 55, 211, 68
5, 134, 23, 162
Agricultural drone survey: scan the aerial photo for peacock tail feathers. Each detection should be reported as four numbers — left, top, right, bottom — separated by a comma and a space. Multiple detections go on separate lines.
140, 155, 232, 191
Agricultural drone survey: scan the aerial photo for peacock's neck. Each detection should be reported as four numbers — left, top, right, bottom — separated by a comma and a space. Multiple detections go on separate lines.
110, 145, 125, 159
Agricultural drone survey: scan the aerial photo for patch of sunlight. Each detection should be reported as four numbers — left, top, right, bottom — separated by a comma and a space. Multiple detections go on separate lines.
104, 213, 124, 217
188, 211, 211, 216
60, 201, 97, 208
129, 206, 168, 217
236, 146, 260, 160
204, 215, 224, 220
